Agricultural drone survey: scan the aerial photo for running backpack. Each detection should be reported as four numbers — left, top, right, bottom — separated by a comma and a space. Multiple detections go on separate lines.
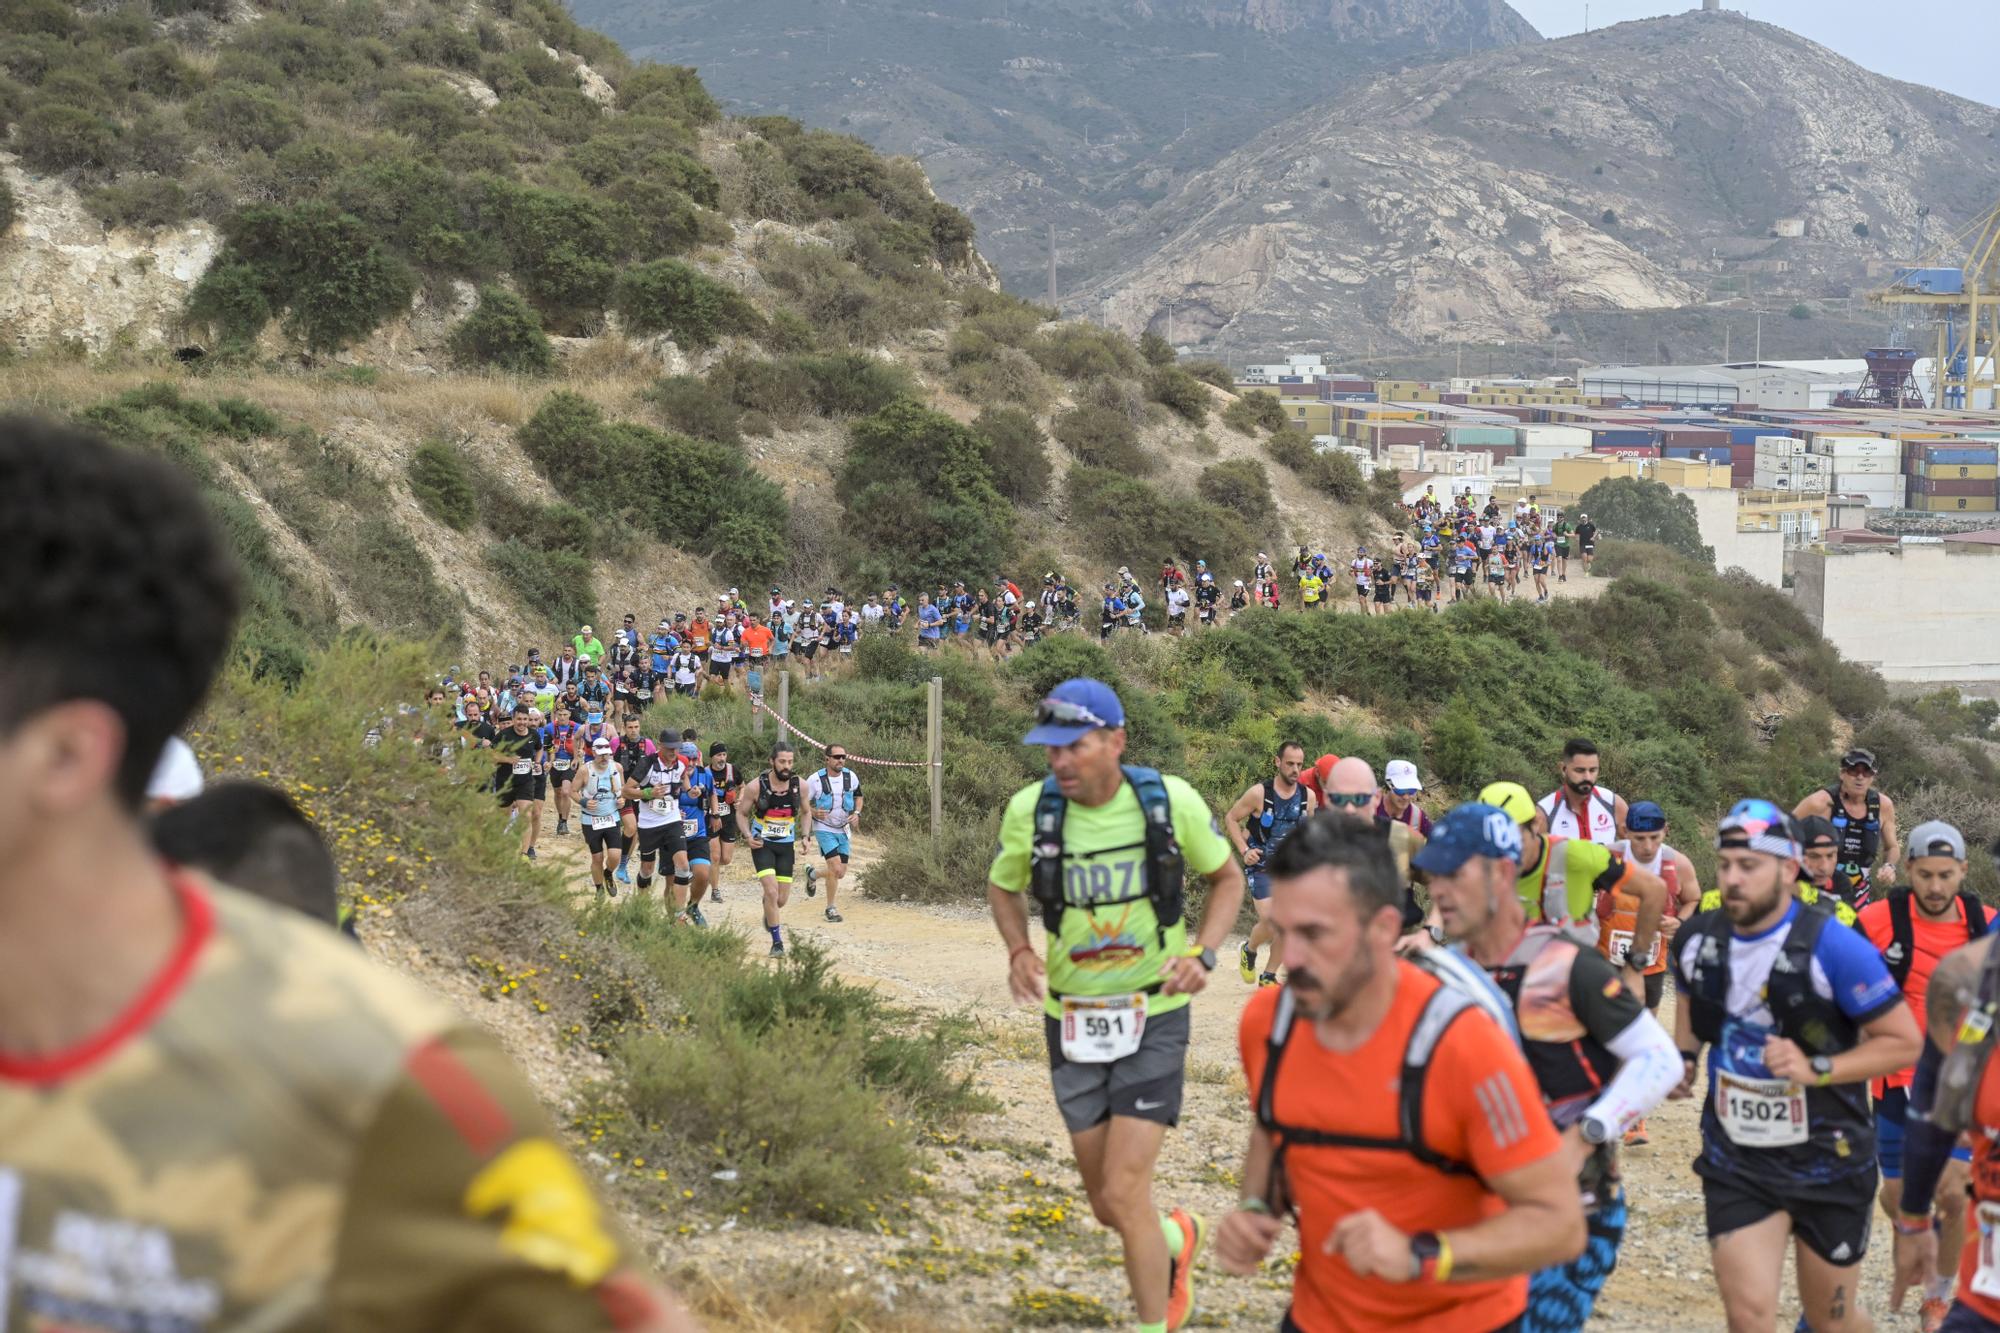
1028, 766, 1185, 945
1256, 950, 1516, 1199
1882, 888, 1989, 989
1822, 785, 1883, 876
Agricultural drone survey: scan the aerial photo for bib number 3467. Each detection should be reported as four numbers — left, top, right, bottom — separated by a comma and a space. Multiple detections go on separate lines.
1060, 994, 1146, 1064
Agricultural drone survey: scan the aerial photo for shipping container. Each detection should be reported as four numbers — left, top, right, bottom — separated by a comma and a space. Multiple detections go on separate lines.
1753, 471, 1829, 493
1593, 444, 1661, 459
1907, 495, 1998, 512
1660, 428, 1730, 446
1807, 435, 1901, 458
1907, 477, 1999, 497
1829, 456, 1902, 475
1913, 461, 2000, 481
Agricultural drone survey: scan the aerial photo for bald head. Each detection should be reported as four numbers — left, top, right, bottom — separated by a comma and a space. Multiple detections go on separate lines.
1328, 757, 1377, 798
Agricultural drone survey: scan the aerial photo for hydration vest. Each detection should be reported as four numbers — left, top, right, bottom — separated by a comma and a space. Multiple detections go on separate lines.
1539, 787, 1619, 843
1681, 903, 1873, 1155
754, 771, 800, 840
1880, 887, 1990, 989
1255, 952, 1515, 1206
1822, 785, 1883, 883
1028, 766, 1185, 946
1252, 780, 1308, 852
810, 767, 858, 814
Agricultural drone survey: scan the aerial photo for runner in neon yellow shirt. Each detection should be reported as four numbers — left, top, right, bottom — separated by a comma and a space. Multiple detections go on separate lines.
988, 677, 1243, 1333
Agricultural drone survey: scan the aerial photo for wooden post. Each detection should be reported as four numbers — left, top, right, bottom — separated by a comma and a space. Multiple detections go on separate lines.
778, 671, 791, 741
927, 675, 943, 846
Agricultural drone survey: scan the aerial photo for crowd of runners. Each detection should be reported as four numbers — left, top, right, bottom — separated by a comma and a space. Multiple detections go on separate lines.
991, 675, 1998, 1333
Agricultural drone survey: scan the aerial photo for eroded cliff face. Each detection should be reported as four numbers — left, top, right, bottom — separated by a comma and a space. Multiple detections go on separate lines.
1072, 11, 2000, 352
0, 154, 220, 355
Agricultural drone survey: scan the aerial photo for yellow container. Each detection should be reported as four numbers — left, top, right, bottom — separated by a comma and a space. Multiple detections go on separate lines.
1913, 462, 1999, 480
1909, 495, 1999, 512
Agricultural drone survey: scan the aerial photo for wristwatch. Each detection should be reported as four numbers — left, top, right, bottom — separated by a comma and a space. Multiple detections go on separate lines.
1195, 947, 1217, 973
1409, 1231, 1443, 1281
1577, 1114, 1613, 1146
1810, 1054, 1835, 1087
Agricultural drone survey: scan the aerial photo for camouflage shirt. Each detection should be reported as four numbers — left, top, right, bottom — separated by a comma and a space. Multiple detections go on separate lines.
0, 875, 669, 1331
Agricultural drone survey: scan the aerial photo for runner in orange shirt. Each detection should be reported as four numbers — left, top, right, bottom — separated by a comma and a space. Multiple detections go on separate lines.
1859, 821, 1989, 1332
1217, 814, 1584, 1333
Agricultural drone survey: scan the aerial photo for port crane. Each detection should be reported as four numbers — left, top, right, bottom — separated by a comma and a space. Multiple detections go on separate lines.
1871, 195, 2000, 410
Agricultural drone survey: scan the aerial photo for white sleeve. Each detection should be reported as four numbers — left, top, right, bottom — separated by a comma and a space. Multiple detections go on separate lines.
1583, 1011, 1682, 1133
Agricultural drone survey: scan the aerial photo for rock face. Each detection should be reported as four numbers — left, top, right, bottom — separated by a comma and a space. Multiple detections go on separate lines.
1073, 12, 2000, 353
574, 0, 1539, 290
0, 154, 219, 355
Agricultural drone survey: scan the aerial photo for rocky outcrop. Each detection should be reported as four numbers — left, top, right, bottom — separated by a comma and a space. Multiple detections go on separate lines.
1072, 12, 2000, 352
0, 154, 218, 355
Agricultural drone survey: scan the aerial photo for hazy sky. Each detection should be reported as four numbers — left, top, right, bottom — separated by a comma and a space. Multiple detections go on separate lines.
1507, 1, 1997, 107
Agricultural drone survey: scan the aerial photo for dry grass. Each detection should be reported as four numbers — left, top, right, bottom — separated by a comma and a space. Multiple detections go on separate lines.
674, 1263, 995, 1333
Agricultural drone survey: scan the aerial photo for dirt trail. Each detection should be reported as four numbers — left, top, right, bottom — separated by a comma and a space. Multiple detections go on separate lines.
524, 816, 1896, 1332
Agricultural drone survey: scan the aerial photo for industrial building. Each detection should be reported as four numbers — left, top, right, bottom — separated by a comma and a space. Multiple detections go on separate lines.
1794, 534, 2000, 682
1578, 361, 1867, 409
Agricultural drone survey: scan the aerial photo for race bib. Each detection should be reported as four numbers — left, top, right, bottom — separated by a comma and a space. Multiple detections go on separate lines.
1606, 929, 1660, 969
1972, 1202, 2000, 1298
651, 797, 673, 816
637, 688, 652, 700
1060, 993, 1147, 1064
683, 819, 700, 838
553, 760, 572, 772
761, 814, 795, 840
1715, 1071, 1808, 1148
588, 813, 618, 831
512, 758, 534, 776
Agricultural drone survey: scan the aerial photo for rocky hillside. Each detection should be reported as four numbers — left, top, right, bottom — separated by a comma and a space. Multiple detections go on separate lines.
574, 0, 1539, 292
1072, 10, 2000, 354
0, 0, 1393, 669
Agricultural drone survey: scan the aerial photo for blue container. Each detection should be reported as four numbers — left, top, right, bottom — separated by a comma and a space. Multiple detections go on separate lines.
1664, 446, 1732, 465
1727, 426, 1768, 444
1932, 446, 1998, 465
1894, 267, 1966, 295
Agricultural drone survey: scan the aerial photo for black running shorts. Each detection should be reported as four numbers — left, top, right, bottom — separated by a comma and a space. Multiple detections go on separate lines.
752, 840, 796, 881
1699, 1166, 1874, 1266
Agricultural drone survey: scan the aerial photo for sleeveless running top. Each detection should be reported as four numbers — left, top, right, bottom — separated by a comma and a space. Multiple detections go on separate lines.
753, 771, 800, 843
1251, 780, 1308, 854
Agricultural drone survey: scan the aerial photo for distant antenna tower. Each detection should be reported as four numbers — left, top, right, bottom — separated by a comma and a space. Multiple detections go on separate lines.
1047, 224, 1058, 309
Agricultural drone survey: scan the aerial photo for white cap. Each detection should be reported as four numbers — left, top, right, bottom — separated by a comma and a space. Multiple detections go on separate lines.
146, 736, 204, 806
592, 738, 614, 753
1384, 759, 1423, 794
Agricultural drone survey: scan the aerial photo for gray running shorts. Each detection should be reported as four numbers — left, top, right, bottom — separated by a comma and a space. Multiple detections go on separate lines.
1043, 1002, 1190, 1133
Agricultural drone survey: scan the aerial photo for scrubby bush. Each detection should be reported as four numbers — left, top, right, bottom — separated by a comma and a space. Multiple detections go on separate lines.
1138, 329, 1175, 366
486, 539, 596, 634
448, 285, 554, 374
1222, 390, 1287, 435
618, 62, 720, 126
1265, 427, 1365, 502
189, 82, 302, 153
1053, 404, 1151, 475
613, 258, 758, 347
971, 406, 1048, 506
191, 203, 417, 351
407, 440, 477, 530
645, 374, 740, 444
1575, 477, 1713, 566
1031, 324, 1144, 380
1200, 458, 1274, 523
1182, 360, 1234, 391
839, 397, 1014, 590
1066, 466, 1250, 576
473, 180, 629, 326
795, 351, 913, 417
16, 102, 119, 172
0, 175, 14, 234
87, 178, 190, 229
1149, 365, 1211, 423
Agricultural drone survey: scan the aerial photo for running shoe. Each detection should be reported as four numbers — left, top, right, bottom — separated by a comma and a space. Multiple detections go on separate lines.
1622, 1119, 1648, 1148
709, 885, 722, 904
1165, 1207, 1207, 1332
1258, 971, 1280, 987
768, 940, 785, 958
522, 847, 537, 860
616, 863, 632, 884
824, 906, 843, 923
689, 905, 708, 927
804, 865, 818, 898
1922, 1297, 1950, 1333
556, 819, 569, 835
1239, 944, 1257, 985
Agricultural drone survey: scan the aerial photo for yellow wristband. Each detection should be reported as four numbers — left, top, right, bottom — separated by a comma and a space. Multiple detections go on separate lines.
1434, 1232, 1454, 1283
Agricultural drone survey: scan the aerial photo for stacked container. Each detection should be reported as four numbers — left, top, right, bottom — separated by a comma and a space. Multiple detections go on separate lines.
1808, 435, 1905, 508
1904, 442, 2000, 512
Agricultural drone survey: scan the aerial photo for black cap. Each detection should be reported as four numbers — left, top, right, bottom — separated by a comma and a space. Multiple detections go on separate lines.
1797, 815, 1838, 849
1840, 748, 1878, 771
709, 741, 728, 756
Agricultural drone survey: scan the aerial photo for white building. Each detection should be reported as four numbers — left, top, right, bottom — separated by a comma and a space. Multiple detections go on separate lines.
1579, 360, 1867, 409
1792, 535, 2000, 682
1671, 486, 1785, 587
1238, 353, 1328, 385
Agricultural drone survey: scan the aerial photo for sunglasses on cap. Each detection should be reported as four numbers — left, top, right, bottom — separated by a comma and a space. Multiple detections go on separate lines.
1717, 798, 1799, 858
1036, 698, 1113, 728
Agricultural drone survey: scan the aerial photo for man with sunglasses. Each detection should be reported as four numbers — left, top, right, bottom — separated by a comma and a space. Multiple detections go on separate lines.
1670, 799, 1921, 1333
987, 679, 1244, 1333
805, 745, 861, 925
1794, 748, 1899, 908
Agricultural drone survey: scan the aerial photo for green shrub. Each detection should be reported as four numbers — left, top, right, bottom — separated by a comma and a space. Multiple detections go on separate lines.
756, 238, 942, 346
795, 351, 913, 416
0, 175, 16, 234
474, 180, 629, 326
1032, 324, 1143, 380
1428, 692, 1490, 788
197, 203, 418, 351
1266, 427, 1366, 502
1138, 329, 1175, 366
972, 406, 1048, 506
1053, 403, 1151, 474
486, 538, 596, 634
612, 258, 757, 348
1066, 466, 1251, 577
184, 261, 273, 347
645, 374, 740, 444
16, 102, 119, 172
189, 81, 302, 153
617, 63, 720, 126
407, 440, 478, 530
839, 397, 1014, 591
1182, 360, 1235, 391
448, 286, 554, 374
120, 42, 206, 98
1200, 458, 1274, 523
378, 84, 473, 150
1575, 478, 1713, 566
1223, 390, 1287, 435
335, 518, 462, 648
1149, 365, 1211, 423
87, 178, 190, 229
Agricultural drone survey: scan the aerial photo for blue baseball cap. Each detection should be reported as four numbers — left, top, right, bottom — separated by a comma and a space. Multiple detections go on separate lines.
1412, 802, 1524, 875
1023, 678, 1125, 747
1627, 801, 1667, 833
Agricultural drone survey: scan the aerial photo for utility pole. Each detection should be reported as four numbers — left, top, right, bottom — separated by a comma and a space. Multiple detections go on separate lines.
1047, 224, 1058, 310
1755, 310, 1763, 364
1723, 321, 1730, 361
